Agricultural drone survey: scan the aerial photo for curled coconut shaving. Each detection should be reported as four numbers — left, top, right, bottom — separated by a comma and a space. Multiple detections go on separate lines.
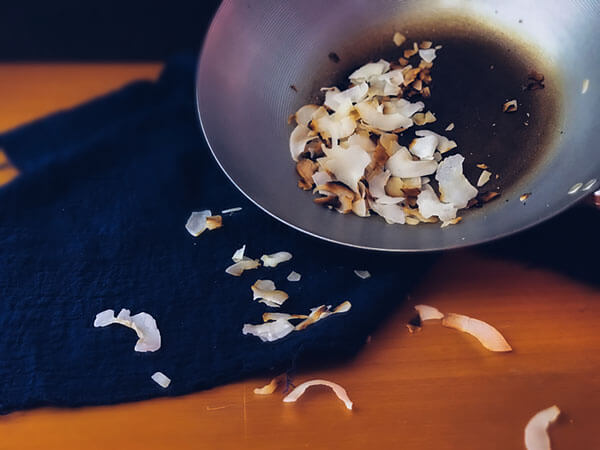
414, 304, 444, 321
354, 270, 371, 279
524, 405, 560, 450
283, 379, 353, 410
442, 313, 512, 352
436, 154, 478, 209
251, 279, 289, 308
94, 309, 161, 352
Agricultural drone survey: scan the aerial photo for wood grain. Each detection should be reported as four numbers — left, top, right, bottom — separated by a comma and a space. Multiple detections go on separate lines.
0, 65, 598, 450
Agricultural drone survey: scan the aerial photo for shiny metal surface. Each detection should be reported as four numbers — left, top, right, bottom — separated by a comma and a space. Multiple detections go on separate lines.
197, 0, 600, 252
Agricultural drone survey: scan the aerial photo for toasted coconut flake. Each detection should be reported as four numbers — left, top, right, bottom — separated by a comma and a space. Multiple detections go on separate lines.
151, 372, 171, 388
582, 78, 590, 94
436, 154, 478, 209
441, 216, 462, 228
393, 32, 406, 47
477, 169, 492, 187
262, 312, 308, 322
355, 99, 413, 132
206, 215, 222, 230
367, 170, 403, 205
524, 405, 560, 450
476, 163, 488, 169
287, 271, 302, 282
323, 83, 368, 115
294, 104, 320, 127
370, 200, 406, 224
254, 376, 283, 395
251, 279, 289, 308
316, 182, 355, 213
403, 42, 419, 58
283, 379, 353, 410
221, 207, 242, 215
414, 304, 444, 321
415, 130, 457, 153
445, 123, 455, 131
422, 86, 431, 98
261, 251, 293, 268
232, 245, 246, 262
354, 270, 371, 279
290, 124, 319, 161
94, 309, 161, 352
409, 135, 438, 160
479, 191, 501, 203
384, 98, 424, 118
296, 159, 318, 190
502, 99, 518, 113
185, 210, 212, 236
294, 301, 352, 331
243, 319, 295, 342
417, 185, 458, 223
319, 145, 371, 192
386, 146, 438, 178
226, 257, 260, 276
442, 313, 512, 352
352, 198, 369, 217
520, 192, 532, 202
419, 48, 437, 63
313, 112, 357, 144
349, 59, 390, 83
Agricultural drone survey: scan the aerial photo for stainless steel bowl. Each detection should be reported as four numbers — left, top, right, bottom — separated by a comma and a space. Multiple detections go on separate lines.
197, 0, 599, 251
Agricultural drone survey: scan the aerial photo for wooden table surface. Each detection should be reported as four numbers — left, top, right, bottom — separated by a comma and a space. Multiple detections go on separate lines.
0, 64, 598, 450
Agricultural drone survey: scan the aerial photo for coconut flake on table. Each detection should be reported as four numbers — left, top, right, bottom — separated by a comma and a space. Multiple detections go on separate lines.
254, 376, 284, 395
355, 99, 413, 132
416, 184, 459, 224
283, 379, 353, 410
287, 271, 302, 282
414, 304, 444, 321
477, 169, 492, 187
385, 146, 438, 178
251, 279, 289, 308
294, 301, 352, 330
318, 144, 371, 192
290, 124, 319, 161
354, 270, 371, 279
226, 257, 261, 276
419, 48, 437, 63
442, 313, 512, 352
261, 251, 293, 267
242, 319, 295, 342
409, 135, 438, 160
151, 371, 171, 388
524, 405, 560, 450
415, 130, 457, 154
94, 309, 161, 352
185, 210, 212, 236
436, 154, 478, 209
348, 59, 390, 83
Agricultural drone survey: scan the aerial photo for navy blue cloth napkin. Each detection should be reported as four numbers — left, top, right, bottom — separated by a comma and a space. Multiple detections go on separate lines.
0, 55, 433, 413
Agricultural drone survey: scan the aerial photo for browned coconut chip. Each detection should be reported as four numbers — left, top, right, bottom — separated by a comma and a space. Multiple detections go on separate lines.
524, 405, 560, 450
414, 304, 444, 321
315, 182, 355, 214
296, 159, 318, 190
398, 57, 409, 66
403, 42, 419, 58
476, 163, 488, 169
440, 216, 462, 228
206, 215, 223, 230
422, 86, 431, 98
251, 279, 289, 308
442, 313, 512, 352
254, 375, 286, 395
520, 192, 532, 202
526, 71, 545, 91
393, 32, 407, 47
419, 40, 433, 49
295, 301, 352, 331
502, 99, 518, 113
480, 191, 501, 203
283, 379, 353, 410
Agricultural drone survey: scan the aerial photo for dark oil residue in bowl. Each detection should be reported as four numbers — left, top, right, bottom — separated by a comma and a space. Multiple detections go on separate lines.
312, 16, 561, 203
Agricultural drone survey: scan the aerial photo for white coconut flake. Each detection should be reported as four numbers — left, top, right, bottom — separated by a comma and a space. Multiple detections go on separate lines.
442, 313, 512, 352
419, 48, 437, 63
232, 245, 246, 262
349, 59, 390, 83
355, 100, 413, 132
367, 170, 403, 205
524, 405, 560, 450
261, 251, 293, 268
185, 210, 212, 236
312, 170, 333, 186
417, 185, 458, 223
294, 104, 320, 127
477, 169, 492, 187
354, 270, 371, 279
445, 123, 455, 131
221, 207, 242, 215
283, 379, 353, 410
324, 83, 368, 115
313, 112, 357, 145
414, 304, 444, 321
94, 308, 161, 352
287, 271, 302, 282
151, 371, 171, 388
385, 146, 438, 178
251, 279, 289, 308
581, 79, 590, 94
415, 130, 457, 154
290, 124, 319, 161
385, 98, 424, 118
436, 154, 478, 209
319, 144, 371, 192
409, 135, 438, 160
242, 320, 295, 342
370, 200, 406, 224
226, 257, 260, 276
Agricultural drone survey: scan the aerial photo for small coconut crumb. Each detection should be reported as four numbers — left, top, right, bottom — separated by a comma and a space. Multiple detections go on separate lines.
445, 123, 455, 131
354, 270, 371, 279
221, 207, 242, 215
151, 371, 171, 388
477, 170, 492, 187
206, 215, 223, 230
283, 379, 353, 410
185, 210, 212, 236
261, 251, 293, 267
287, 271, 302, 282
393, 32, 406, 47
582, 79, 590, 94
520, 193, 532, 202
502, 99, 518, 113
476, 163, 488, 169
